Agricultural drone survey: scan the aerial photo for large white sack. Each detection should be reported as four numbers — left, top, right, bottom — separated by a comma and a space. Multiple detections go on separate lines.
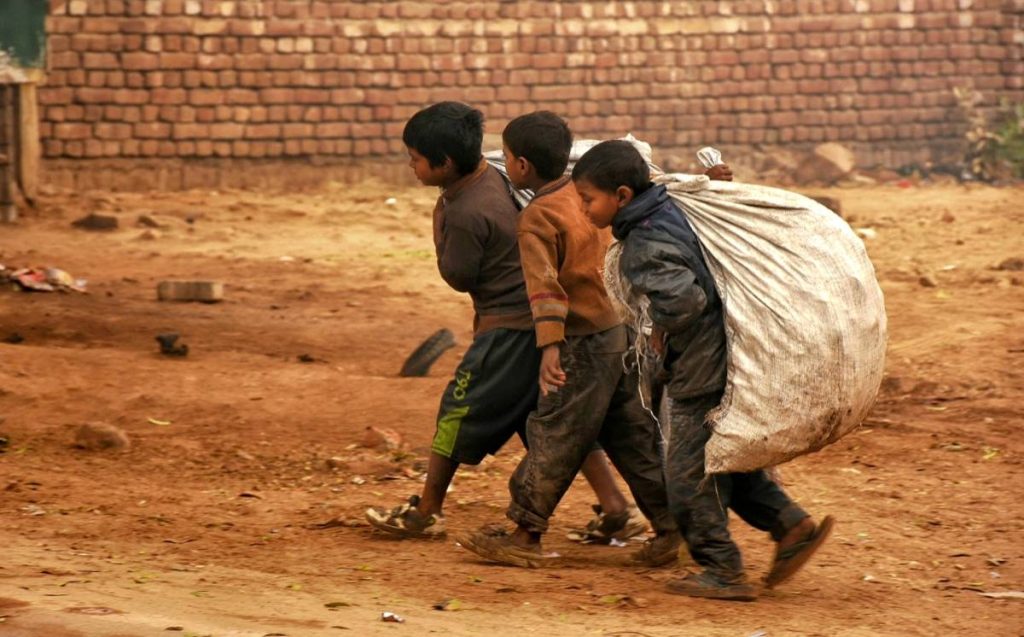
649, 173, 887, 473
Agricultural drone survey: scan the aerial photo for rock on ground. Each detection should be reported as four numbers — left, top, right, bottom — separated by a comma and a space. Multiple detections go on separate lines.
71, 213, 119, 231
74, 423, 130, 451
795, 143, 856, 185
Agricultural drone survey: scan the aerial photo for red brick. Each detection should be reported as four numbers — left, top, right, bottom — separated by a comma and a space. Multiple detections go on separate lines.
111, 89, 150, 104
210, 122, 245, 138
188, 89, 222, 105
83, 52, 119, 68
75, 87, 114, 103
245, 124, 282, 139
172, 123, 210, 139
54, 122, 93, 140
161, 52, 196, 69
94, 122, 133, 139
122, 52, 160, 70
134, 122, 172, 138
258, 88, 294, 103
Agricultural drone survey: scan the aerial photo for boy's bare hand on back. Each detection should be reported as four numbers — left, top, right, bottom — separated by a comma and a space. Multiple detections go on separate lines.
539, 344, 567, 396
705, 164, 733, 181
650, 326, 667, 356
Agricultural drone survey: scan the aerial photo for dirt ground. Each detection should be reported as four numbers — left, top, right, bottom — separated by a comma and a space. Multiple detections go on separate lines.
1, 177, 1022, 637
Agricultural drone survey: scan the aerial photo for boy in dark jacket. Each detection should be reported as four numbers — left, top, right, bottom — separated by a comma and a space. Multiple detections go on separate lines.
571, 140, 834, 601
458, 112, 680, 568
365, 103, 646, 543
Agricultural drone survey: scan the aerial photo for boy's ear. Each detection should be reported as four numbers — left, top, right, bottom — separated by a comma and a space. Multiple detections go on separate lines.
435, 155, 459, 178
515, 155, 531, 177
615, 185, 635, 209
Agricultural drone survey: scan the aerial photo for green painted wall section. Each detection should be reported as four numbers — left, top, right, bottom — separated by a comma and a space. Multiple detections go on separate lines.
0, 0, 48, 69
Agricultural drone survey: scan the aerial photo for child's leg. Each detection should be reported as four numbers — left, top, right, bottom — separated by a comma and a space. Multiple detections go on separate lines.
426, 327, 539, 511
730, 471, 833, 589
665, 391, 745, 582
597, 364, 676, 534
367, 329, 537, 537
580, 450, 629, 515
416, 452, 460, 516
506, 340, 620, 540
728, 471, 809, 540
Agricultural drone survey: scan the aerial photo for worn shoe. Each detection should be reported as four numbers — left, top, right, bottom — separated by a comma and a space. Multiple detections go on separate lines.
764, 515, 835, 588
365, 495, 446, 539
457, 529, 558, 568
628, 532, 681, 567
567, 504, 648, 544
666, 571, 758, 602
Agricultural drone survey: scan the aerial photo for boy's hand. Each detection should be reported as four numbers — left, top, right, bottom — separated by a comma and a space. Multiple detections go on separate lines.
539, 344, 566, 396
650, 326, 667, 357
705, 164, 733, 181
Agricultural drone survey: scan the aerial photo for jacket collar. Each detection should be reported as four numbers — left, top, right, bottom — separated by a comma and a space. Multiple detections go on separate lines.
441, 158, 488, 204
532, 175, 572, 200
611, 183, 667, 240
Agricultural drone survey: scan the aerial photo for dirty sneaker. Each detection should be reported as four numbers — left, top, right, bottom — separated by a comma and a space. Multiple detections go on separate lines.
365, 495, 446, 539
457, 529, 558, 569
628, 531, 681, 567
567, 504, 648, 544
666, 571, 758, 602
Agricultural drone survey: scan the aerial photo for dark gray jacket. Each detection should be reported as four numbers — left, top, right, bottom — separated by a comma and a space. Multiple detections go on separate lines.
612, 184, 727, 400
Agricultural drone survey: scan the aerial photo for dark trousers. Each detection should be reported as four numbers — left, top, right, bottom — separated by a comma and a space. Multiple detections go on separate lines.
507, 326, 677, 535
667, 391, 809, 581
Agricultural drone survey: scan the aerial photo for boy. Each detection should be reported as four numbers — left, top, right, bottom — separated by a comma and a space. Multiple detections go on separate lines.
458, 111, 680, 568
365, 102, 646, 542
571, 140, 834, 601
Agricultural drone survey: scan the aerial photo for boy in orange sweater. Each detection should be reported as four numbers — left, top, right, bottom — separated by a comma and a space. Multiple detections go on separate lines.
458, 112, 679, 567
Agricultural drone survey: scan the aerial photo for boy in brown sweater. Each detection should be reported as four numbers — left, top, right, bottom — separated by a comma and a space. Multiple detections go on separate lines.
458, 111, 679, 567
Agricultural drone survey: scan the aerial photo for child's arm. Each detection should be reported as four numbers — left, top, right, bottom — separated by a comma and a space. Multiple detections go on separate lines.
518, 216, 569, 395
436, 217, 484, 293
518, 219, 567, 347
621, 237, 708, 335
697, 146, 732, 181
705, 164, 733, 181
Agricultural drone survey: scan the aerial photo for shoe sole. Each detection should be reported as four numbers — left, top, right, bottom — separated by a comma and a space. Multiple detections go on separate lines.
611, 518, 649, 541
630, 551, 680, 568
457, 533, 555, 569
764, 515, 835, 589
568, 518, 649, 544
364, 510, 447, 540
666, 581, 757, 602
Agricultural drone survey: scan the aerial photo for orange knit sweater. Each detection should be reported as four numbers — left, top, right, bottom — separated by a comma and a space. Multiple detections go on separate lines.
516, 177, 621, 348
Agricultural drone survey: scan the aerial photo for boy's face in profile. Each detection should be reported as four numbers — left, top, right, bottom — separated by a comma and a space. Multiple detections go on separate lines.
575, 178, 626, 229
407, 147, 451, 187
502, 145, 531, 190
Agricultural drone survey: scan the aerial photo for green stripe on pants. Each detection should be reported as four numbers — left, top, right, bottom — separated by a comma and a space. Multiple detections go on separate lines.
432, 405, 470, 457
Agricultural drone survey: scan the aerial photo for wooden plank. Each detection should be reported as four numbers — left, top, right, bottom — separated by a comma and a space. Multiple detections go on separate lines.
16, 81, 39, 201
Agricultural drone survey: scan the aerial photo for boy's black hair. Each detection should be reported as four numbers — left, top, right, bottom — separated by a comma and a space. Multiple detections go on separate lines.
502, 111, 572, 181
571, 140, 651, 195
403, 102, 484, 176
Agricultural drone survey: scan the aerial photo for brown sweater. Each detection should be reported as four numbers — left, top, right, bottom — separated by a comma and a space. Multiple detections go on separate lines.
433, 160, 533, 334
516, 177, 621, 347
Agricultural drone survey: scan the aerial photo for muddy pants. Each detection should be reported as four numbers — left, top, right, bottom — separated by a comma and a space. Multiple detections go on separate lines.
667, 391, 809, 581
506, 325, 677, 535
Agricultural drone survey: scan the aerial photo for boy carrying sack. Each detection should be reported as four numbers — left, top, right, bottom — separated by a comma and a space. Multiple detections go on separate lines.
571, 140, 834, 601
458, 112, 679, 568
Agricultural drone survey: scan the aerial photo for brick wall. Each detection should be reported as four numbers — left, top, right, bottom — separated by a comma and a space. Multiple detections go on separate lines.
40, 0, 1024, 187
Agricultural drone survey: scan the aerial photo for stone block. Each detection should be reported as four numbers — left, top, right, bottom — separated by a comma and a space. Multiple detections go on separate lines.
157, 280, 224, 302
